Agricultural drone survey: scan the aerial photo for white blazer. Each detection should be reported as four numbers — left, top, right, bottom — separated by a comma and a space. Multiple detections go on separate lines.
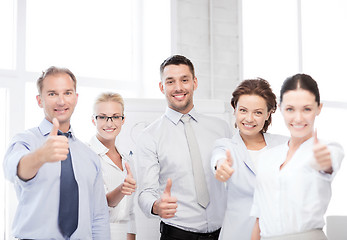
211, 131, 288, 240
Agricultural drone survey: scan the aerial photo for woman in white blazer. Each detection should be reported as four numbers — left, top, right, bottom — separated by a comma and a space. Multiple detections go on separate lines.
251, 74, 344, 240
211, 79, 288, 240
88, 92, 137, 240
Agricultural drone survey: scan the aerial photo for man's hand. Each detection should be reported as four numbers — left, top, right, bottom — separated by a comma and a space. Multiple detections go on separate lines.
37, 118, 69, 164
153, 178, 178, 218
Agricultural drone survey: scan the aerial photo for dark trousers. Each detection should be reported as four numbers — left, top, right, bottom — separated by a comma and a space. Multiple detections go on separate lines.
160, 221, 220, 240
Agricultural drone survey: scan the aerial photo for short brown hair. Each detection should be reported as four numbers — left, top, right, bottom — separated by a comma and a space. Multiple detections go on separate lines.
37, 66, 77, 94
231, 78, 277, 132
160, 55, 195, 80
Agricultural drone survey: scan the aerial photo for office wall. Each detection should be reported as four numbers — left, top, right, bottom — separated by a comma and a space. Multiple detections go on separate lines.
172, 0, 241, 101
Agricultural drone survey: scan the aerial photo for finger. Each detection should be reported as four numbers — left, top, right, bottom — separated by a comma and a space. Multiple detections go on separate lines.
225, 149, 233, 166
50, 118, 59, 136
124, 162, 133, 178
164, 178, 172, 196
124, 176, 136, 185
314, 128, 318, 144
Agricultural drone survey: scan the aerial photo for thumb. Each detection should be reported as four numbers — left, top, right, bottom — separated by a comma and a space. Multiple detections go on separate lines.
124, 162, 133, 178
49, 118, 59, 136
314, 128, 318, 144
225, 149, 233, 166
164, 178, 172, 196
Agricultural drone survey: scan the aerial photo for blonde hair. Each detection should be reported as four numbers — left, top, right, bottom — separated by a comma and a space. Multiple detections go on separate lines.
93, 92, 124, 114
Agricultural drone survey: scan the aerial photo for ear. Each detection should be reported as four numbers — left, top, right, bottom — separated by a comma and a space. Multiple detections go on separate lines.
92, 115, 96, 126
193, 77, 198, 91
159, 81, 165, 94
266, 110, 272, 120
36, 95, 43, 108
316, 103, 323, 116
121, 116, 125, 125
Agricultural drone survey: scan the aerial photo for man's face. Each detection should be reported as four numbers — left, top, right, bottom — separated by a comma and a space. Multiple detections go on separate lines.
36, 73, 78, 132
159, 64, 197, 114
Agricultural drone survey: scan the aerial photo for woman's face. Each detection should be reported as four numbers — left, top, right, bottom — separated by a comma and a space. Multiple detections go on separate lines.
280, 88, 322, 141
92, 101, 124, 142
234, 94, 270, 137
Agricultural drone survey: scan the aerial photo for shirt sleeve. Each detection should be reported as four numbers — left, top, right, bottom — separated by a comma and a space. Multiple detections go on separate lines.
210, 138, 230, 174
329, 141, 344, 174
91, 166, 111, 239
3, 132, 40, 186
136, 131, 160, 218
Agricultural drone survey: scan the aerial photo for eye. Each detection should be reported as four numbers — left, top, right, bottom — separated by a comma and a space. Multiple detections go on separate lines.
98, 116, 106, 120
182, 79, 188, 82
112, 116, 120, 120
166, 80, 173, 84
65, 91, 72, 96
255, 111, 263, 115
304, 107, 312, 112
48, 92, 55, 96
286, 107, 293, 112
239, 109, 247, 113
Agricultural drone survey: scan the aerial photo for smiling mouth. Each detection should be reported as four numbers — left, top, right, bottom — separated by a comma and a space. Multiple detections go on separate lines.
291, 124, 306, 129
103, 128, 116, 132
173, 93, 187, 100
55, 108, 68, 113
243, 123, 256, 128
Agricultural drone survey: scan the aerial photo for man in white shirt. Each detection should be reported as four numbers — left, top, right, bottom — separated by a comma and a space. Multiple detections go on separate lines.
137, 55, 231, 240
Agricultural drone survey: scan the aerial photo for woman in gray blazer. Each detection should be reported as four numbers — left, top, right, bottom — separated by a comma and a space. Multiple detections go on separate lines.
211, 78, 288, 240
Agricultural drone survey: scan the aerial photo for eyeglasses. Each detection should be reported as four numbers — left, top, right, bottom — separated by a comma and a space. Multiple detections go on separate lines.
94, 115, 124, 122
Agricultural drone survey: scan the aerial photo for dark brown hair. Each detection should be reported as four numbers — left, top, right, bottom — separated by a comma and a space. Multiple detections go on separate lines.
280, 73, 320, 105
160, 55, 195, 80
231, 78, 276, 132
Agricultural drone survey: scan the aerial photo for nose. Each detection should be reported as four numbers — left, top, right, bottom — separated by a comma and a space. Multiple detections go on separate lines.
173, 81, 184, 91
245, 112, 254, 122
56, 94, 65, 105
294, 111, 303, 122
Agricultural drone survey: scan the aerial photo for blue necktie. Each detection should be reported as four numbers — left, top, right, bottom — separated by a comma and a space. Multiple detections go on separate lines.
58, 132, 79, 238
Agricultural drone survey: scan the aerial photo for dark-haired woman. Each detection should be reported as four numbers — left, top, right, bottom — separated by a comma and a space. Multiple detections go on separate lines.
251, 74, 344, 240
211, 79, 288, 240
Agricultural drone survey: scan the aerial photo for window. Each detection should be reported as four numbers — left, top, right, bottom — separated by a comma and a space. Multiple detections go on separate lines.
242, 0, 347, 220
1, 1, 171, 239
0, 0, 15, 70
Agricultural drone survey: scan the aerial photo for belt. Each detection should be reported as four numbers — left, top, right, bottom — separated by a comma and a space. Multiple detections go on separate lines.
160, 221, 221, 240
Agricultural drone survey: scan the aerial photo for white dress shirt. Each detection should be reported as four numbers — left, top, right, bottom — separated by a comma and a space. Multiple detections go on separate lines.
210, 132, 288, 240
251, 137, 344, 237
88, 136, 136, 240
137, 107, 231, 233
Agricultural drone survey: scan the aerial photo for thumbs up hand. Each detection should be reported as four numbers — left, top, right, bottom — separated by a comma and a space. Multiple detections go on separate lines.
215, 149, 235, 182
312, 129, 333, 173
121, 162, 137, 195
153, 178, 178, 218
38, 118, 69, 164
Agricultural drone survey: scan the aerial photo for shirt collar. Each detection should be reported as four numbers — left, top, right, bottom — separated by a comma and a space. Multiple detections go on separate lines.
89, 135, 109, 155
164, 106, 198, 125
38, 118, 76, 140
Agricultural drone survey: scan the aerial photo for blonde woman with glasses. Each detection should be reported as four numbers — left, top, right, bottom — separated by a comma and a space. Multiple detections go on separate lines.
88, 92, 137, 240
